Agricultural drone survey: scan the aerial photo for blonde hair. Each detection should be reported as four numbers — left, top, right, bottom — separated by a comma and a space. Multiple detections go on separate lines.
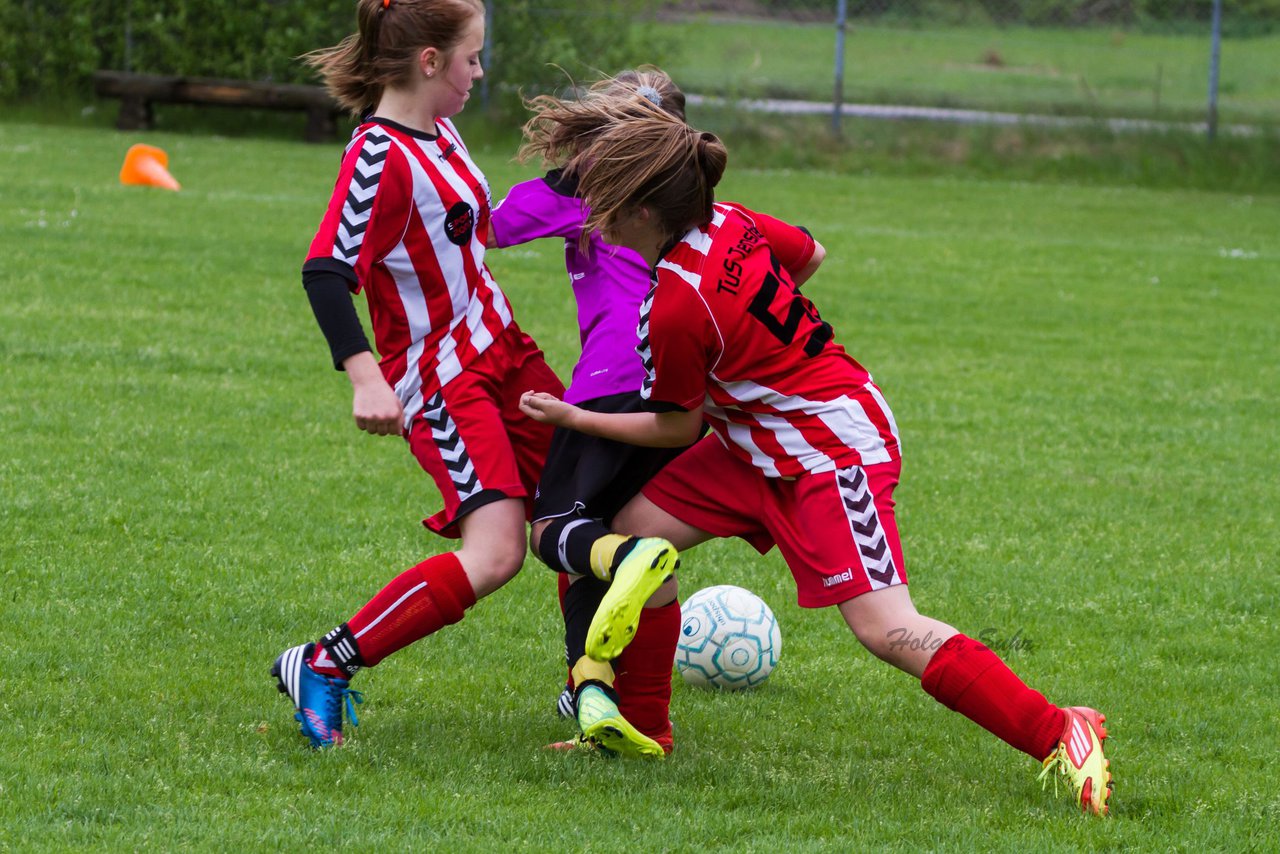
303, 0, 484, 116
519, 69, 722, 246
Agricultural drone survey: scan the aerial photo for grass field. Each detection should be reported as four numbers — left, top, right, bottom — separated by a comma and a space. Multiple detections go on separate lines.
1, 118, 1277, 850
660, 16, 1280, 123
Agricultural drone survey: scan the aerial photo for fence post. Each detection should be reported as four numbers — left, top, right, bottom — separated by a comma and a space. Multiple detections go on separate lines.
1207, 0, 1223, 140
124, 0, 133, 72
832, 0, 849, 136
482, 0, 495, 111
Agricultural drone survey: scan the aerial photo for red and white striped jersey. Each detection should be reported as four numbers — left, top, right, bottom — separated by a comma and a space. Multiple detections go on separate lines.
305, 117, 513, 426
639, 203, 900, 478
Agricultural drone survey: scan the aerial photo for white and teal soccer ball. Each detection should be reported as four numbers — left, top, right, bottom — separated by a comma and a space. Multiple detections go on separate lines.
676, 585, 781, 690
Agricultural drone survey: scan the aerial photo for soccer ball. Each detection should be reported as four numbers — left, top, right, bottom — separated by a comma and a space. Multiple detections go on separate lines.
675, 585, 781, 690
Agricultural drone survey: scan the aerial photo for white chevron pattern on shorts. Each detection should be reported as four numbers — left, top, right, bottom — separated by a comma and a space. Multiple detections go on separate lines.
421, 393, 480, 500
836, 465, 898, 590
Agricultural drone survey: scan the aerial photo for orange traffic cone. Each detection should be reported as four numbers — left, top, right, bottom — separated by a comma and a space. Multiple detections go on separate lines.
119, 143, 181, 191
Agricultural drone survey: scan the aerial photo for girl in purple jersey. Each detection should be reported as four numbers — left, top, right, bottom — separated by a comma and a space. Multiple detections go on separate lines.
486, 70, 705, 757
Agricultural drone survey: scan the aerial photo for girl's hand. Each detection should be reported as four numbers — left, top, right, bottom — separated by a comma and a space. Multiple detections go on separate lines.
520, 391, 577, 427
352, 378, 404, 435
343, 351, 404, 436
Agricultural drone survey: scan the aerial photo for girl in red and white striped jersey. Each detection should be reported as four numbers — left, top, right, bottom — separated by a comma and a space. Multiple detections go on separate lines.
518, 88, 1112, 815
271, 0, 564, 749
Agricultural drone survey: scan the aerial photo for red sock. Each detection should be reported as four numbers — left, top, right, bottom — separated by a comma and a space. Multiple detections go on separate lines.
614, 599, 681, 751
557, 572, 573, 685
920, 634, 1065, 760
310, 553, 476, 675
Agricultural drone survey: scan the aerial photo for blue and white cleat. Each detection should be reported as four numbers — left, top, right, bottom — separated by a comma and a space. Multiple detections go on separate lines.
556, 681, 576, 719
271, 642, 363, 748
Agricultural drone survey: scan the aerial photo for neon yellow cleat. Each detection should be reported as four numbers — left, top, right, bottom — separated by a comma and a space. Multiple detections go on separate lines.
1039, 706, 1113, 816
576, 684, 665, 759
585, 538, 678, 662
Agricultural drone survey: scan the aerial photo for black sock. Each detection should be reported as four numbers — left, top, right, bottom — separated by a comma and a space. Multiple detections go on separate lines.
536, 516, 614, 575
561, 575, 609, 666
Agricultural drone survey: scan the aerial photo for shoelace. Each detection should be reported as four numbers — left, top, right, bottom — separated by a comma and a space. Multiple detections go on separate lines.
340, 687, 364, 728
1038, 720, 1114, 797
315, 680, 365, 732
1037, 748, 1067, 796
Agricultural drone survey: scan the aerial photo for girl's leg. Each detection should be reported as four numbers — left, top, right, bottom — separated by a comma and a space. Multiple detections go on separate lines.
308, 498, 526, 678
454, 498, 532, 597
841, 586, 1112, 814
549, 571, 671, 757
536, 494, 710, 753
835, 584, 956, 678
599, 493, 717, 751
272, 498, 525, 749
612, 492, 719, 552
610, 593, 681, 751
838, 585, 1065, 760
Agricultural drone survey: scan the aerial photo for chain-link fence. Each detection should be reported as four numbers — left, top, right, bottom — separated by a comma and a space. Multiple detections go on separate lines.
7, 1, 1274, 135
489, 1, 1279, 132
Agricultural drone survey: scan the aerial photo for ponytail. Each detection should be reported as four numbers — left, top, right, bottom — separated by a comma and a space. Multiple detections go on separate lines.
567, 118, 727, 247
695, 132, 726, 190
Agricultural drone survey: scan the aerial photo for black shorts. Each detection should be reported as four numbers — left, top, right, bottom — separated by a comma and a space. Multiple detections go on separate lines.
532, 392, 693, 526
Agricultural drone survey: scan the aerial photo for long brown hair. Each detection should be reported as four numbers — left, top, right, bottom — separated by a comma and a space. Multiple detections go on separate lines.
302, 0, 483, 116
518, 67, 687, 167
579, 119, 726, 246
519, 69, 722, 246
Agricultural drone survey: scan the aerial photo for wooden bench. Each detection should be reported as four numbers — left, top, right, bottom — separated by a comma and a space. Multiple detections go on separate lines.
92, 71, 344, 143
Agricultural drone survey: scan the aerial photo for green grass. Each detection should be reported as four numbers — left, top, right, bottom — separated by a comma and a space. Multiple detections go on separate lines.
703, 109, 1280, 195
12, 91, 1279, 196
661, 16, 1280, 123
2, 118, 1278, 850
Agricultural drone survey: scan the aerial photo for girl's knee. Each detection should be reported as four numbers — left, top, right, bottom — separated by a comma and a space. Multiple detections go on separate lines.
528, 520, 548, 557
457, 533, 528, 594
490, 538, 528, 578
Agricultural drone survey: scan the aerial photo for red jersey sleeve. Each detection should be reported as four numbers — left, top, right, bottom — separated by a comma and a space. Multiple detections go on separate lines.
640, 276, 720, 412
304, 129, 413, 293
720, 201, 815, 281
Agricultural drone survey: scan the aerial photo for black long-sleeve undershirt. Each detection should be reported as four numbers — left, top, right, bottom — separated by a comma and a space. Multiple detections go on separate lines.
302, 258, 371, 370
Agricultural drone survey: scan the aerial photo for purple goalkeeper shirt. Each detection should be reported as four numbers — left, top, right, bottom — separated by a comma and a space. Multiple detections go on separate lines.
490, 170, 651, 405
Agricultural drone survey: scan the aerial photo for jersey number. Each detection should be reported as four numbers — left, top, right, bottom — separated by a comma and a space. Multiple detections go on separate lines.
746, 257, 833, 357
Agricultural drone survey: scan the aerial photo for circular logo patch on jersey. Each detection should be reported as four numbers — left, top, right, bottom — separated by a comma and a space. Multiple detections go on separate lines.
444, 201, 475, 246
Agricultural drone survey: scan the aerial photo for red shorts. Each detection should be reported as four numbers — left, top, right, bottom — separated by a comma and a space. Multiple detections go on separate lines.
406, 325, 563, 538
641, 435, 907, 608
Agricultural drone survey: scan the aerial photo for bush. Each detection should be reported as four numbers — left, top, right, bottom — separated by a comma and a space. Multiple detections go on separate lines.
485, 1, 667, 111
0, 0, 664, 110
658, 0, 1280, 32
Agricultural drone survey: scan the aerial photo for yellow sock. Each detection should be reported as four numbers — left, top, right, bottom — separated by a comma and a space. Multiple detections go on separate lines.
571, 655, 615, 691
588, 534, 631, 582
